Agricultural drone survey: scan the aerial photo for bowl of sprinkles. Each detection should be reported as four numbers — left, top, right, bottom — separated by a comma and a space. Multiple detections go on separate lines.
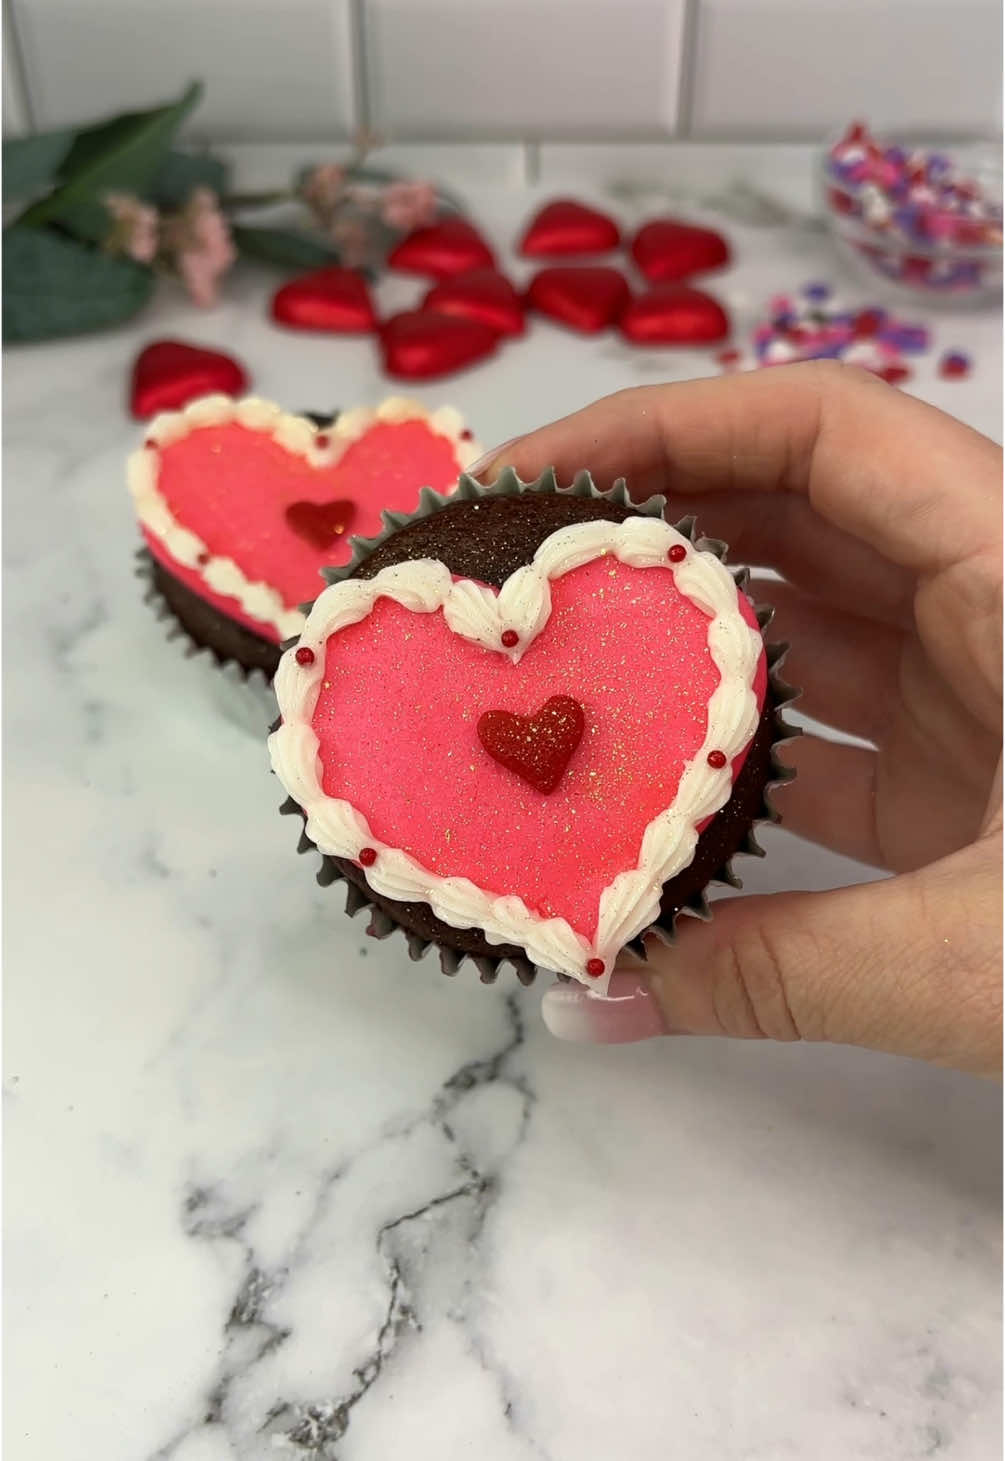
823, 122, 1002, 307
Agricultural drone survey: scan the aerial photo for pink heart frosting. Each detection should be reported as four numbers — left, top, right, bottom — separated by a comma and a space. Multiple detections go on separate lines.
271, 518, 768, 986
129, 398, 479, 643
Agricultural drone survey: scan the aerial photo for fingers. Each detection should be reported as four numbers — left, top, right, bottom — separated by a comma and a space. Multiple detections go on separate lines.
755, 578, 902, 742
676, 491, 915, 630
771, 736, 883, 865
542, 842, 1002, 1076
479, 363, 1001, 577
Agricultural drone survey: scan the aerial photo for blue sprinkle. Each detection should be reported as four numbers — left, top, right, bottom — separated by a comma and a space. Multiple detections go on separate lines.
879, 324, 930, 353
802, 281, 832, 301
885, 146, 907, 166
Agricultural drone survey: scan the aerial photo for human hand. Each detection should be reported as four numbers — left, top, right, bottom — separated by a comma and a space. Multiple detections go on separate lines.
473, 364, 1002, 1075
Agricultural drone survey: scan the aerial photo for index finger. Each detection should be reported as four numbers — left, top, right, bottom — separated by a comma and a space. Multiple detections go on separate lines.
479, 362, 1001, 577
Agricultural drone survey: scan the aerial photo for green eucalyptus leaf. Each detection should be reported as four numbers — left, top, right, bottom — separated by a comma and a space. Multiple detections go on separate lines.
15, 81, 202, 238
2, 129, 76, 202
2, 227, 154, 342
149, 149, 229, 208
232, 225, 342, 269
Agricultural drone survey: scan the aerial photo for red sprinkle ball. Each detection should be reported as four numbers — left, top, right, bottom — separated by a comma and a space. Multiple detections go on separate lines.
358, 846, 378, 867
707, 749, 728, 769
501, 629, 520, 648
295, 646, 316, 666
586, 958, 605, 978
667, 544, 687, 564
314, 433, 330, 449
144, 438, 157, 450
939, 350, 971, 379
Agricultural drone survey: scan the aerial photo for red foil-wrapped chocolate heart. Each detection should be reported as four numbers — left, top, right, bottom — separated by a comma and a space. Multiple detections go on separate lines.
270, 267, 377, 333
519, 199, 621, 257
423, 269, 525, 337
381, 311, 500, 379
129, 340, 249, 420
387, 219, 496, 279
620, 285, 730, 345
631, 220, 731, 283
527, 266, 631, 334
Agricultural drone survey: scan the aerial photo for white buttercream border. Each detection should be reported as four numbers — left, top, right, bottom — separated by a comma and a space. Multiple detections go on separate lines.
269, 517, 764, 990
127, 394, 482, 641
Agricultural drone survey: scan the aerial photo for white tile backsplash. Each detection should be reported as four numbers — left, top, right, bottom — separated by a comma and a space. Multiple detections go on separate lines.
690, 0, 1002, 139
10, 0, 357, 141
4, 0, 1001, 146
364, 0, 687, 138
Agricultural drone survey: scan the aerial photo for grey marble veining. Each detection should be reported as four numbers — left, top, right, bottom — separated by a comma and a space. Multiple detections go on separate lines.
5, 175, 1002, 1461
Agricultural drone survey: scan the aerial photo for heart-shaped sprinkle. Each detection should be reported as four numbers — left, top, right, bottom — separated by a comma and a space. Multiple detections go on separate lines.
284, 498, 357, 550
631, 220, 731, 283
271, 266, 377, 333
519, 199, 621, 257
387, 218, 495, 278
620, 284, 730, 345
526, 266, 631, 334
130, 340, 249, 420
477, 694, 585, 794
423, 269, 525, 337
381, 310, 500, 379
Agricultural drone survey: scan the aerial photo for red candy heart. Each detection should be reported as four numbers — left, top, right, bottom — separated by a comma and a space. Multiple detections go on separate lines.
387, 218, 495, 279
129, 340, 249, 420
271, 267, 377, 333
631, 220, 731, 283
519, 199, 621, 257
527, 266, 631, 334
284, 498, 357, 550
381, 311, 499, 380
620, 285, 730, 345
422, 269, 525, 337
478, 695, 585, 794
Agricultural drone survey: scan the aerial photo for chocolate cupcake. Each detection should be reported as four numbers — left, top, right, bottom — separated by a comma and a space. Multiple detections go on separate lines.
268, 471, 795, 987
128, 394, 481, 679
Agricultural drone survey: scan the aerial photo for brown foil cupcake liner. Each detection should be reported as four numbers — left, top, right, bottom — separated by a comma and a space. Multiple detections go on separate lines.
135, 548, 279, 736
281, 469, 800, 985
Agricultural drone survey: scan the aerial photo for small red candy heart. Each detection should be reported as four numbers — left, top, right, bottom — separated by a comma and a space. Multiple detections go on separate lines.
380, 311, 500, 380
130, 340, 249, 420
477, 695, 585, 794
631, 219, 731, 283
527, 266, 631, 334
423, 269, 525, 337
387, 218, 495, 279
519, 198, 621, 257
284, 498, 357, 550
620, 285, 730, 345
271, 267, 377, 333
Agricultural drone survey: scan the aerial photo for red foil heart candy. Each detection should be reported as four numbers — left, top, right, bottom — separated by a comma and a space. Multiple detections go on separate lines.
477, 695, 586, 794
526, 266, 631, 334
631, 219, 731, 283
381, 311, 500, 380
270, 267, 377, 333
519, 199, 621, 257
387, 218, 496, 279
129, 340, 249, 420
423, 269, 525, 337
620, 285, 731, 345
284, 498, 357, 550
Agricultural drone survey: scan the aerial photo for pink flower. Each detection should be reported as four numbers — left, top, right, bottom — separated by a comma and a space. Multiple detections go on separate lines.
380, 180, 438, 232
301, 163, 347, 227
103, 193, 159, 263
166, 188, 236, 308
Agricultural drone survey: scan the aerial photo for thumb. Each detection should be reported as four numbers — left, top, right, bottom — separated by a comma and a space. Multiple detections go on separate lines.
541, 846, 1001, 1076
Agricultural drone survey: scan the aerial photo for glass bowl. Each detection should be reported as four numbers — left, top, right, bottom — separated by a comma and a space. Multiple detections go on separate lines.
820, 135, 1002, 309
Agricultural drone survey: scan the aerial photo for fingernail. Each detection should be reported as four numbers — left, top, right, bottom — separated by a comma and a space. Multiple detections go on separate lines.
466, 436, 520, 481
541, 970, 670, 1045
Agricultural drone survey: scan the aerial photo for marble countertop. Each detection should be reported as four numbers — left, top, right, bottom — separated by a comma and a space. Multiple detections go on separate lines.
5, 173, 1002, 1461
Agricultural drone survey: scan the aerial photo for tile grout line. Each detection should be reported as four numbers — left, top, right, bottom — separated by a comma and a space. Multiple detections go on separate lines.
348, 0, 372, 141
4, 2, 37, 133
675, 0, 701, 140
